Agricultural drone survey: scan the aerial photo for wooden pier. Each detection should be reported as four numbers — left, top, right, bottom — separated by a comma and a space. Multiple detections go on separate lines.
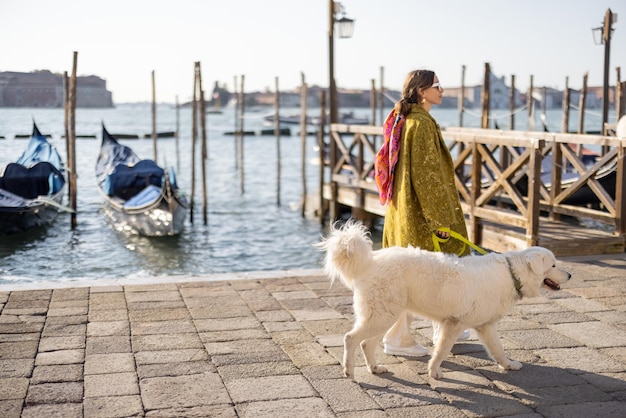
318, 124, 626, 256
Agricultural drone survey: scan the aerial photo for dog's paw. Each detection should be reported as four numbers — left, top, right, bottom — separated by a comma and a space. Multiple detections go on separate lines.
499, 359, 523, 371
368, 365, 388, 374
428, 366, 443, 379
343, 366, 355, 380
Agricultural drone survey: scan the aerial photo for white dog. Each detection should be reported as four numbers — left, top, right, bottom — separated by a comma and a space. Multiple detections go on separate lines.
317, 221, 571, 380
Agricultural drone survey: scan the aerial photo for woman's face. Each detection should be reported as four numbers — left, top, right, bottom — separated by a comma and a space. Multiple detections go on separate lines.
421, 76, 444, 107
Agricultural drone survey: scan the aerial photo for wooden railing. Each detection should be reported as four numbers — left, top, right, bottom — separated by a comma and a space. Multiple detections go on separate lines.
323, 124, 625, 249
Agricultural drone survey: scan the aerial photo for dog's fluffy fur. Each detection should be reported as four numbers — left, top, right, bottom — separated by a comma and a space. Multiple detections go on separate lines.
317, 221, 571, 380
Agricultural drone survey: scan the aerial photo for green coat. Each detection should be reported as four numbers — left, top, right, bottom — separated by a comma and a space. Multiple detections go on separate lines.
382, 104, 469, 255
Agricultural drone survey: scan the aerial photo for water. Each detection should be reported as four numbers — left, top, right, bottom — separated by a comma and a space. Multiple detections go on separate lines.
0, 104, 609, 287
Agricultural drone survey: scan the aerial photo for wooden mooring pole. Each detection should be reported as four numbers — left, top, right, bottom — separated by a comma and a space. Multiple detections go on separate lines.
481, 62, 490, 129
68, 52, 78, 229
318, 91, 327, 225
274, 77, 281, 206
151, 70, 157, 162
190, 62, 199, 223
300, 74, 308, 217
199, 71, 208, 225
238, 75, 245, 195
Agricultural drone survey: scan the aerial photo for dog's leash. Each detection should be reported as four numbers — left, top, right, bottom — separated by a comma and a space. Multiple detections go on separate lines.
432, 231, 491, 256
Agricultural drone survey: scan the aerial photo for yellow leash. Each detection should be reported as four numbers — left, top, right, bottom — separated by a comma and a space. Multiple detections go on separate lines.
432, 231, 490, 256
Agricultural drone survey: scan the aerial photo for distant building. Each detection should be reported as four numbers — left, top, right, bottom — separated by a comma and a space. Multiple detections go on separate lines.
0, 70, 113, 107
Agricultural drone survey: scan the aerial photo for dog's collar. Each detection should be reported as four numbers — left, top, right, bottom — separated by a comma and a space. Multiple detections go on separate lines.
504, 256, 523, 298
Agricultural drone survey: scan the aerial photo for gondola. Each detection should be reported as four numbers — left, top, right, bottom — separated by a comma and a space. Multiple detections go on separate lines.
95, 125, 188, 236
0, 123, 67, 235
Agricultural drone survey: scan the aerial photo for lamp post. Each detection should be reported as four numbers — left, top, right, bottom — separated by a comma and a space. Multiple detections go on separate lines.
592, 8, 617, 134
328, 0, 355, 124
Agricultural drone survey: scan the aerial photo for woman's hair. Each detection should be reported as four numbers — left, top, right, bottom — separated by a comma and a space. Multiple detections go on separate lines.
394, 69, 435, 116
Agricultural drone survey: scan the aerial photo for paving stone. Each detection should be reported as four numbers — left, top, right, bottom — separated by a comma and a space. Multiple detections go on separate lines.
83, 395, 144, 418
84, 372, 139, 397
236, 397, 335, 418
87, 320, 130, 336
131, 319, 196, 335
25, 382, 83, 404
226, 374, 317, 403
128, 308, 191, 322
86, 335, 131, 354
0, 359, 34, 378
132, 333, 203, 351
134, 348, 209, 365
21, 403, 83, 418
535, 347, 626, 373
0, 341, 39, 359
0, 399, 23, 418
550, 321, 626, 348
0, 377, 29, 399
31, 364, 83, 384
140, 373, 231, 410
38, 335, 85, 352
88, 309, 128, 321
138, 360, 216, 379
85, 353, 135, 375
35, 349, 84, 366
217, 361, 299, 382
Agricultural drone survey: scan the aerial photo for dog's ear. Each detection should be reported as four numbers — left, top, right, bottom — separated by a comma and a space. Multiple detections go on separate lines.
526, 252, 545, 276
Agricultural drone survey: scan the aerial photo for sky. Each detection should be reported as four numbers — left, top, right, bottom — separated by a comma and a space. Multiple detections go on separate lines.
1, 0, 624, 103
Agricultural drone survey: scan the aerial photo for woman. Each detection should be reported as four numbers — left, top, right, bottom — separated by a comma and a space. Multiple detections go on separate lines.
375, 69, 470, 357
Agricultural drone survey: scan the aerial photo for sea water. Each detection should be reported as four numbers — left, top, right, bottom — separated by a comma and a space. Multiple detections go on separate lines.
0, 104, 608, 287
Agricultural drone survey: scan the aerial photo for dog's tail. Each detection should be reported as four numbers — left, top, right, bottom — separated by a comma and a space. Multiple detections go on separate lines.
315, 220, 373, 290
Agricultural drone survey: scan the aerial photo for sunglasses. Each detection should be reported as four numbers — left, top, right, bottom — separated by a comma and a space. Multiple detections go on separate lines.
430, 82, 443, 91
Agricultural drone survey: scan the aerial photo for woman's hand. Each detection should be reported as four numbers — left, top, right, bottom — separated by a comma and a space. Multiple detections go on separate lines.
434, 228, 450, 239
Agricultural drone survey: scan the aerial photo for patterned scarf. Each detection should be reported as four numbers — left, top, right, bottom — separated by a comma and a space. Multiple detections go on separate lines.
375, 110, 405, 205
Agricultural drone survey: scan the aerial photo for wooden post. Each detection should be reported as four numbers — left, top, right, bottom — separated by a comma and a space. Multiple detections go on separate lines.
274, 76, 281, 206
175, 95, 180, 174
299, 74, 308, 217
469, 142, 482, 244
480, 63, 490, 129
616, 81, 626, 121
527, 75, 534, 130
190, 62, 198, 223
379, 66, 384, 127
561, 77, 570, 134
68, 52, 78, 229
151, 70, 157, 162
616, 67, 623, 119
233, 75, 239, 169
541, 87, 547, 131
63, 72, 70, 201
318, 91, 327, 224
238, 75, 245, 195
615, 141, 626, 235
194, 62, 208, 225
527, 139, 544, 247
459, 65, 466, 127
578, 72, 588, 134
509, 74, 516, 130
370, 79, 376, 128
200, 88, 208, 225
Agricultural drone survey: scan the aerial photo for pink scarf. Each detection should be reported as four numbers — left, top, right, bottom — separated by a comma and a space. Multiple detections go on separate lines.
375, 110, 405, 205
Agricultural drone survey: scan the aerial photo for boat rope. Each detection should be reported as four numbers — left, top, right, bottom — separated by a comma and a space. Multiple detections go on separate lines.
32, 196, 75, 213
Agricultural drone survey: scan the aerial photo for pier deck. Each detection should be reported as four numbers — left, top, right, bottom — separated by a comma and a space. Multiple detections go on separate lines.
319, 125, 626, 256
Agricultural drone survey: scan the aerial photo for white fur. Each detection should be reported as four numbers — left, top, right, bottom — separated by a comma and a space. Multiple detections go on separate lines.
316, 221, 571, 380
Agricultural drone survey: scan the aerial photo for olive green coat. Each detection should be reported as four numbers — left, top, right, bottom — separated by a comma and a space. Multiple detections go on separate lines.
382, 104, 469, 255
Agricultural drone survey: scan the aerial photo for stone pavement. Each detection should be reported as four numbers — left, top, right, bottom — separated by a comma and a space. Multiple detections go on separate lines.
0, 253, 625, 417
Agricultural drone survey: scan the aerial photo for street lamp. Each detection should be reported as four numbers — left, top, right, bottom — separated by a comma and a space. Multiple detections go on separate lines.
592, 8, 617, 134
328, 0, 355, 124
